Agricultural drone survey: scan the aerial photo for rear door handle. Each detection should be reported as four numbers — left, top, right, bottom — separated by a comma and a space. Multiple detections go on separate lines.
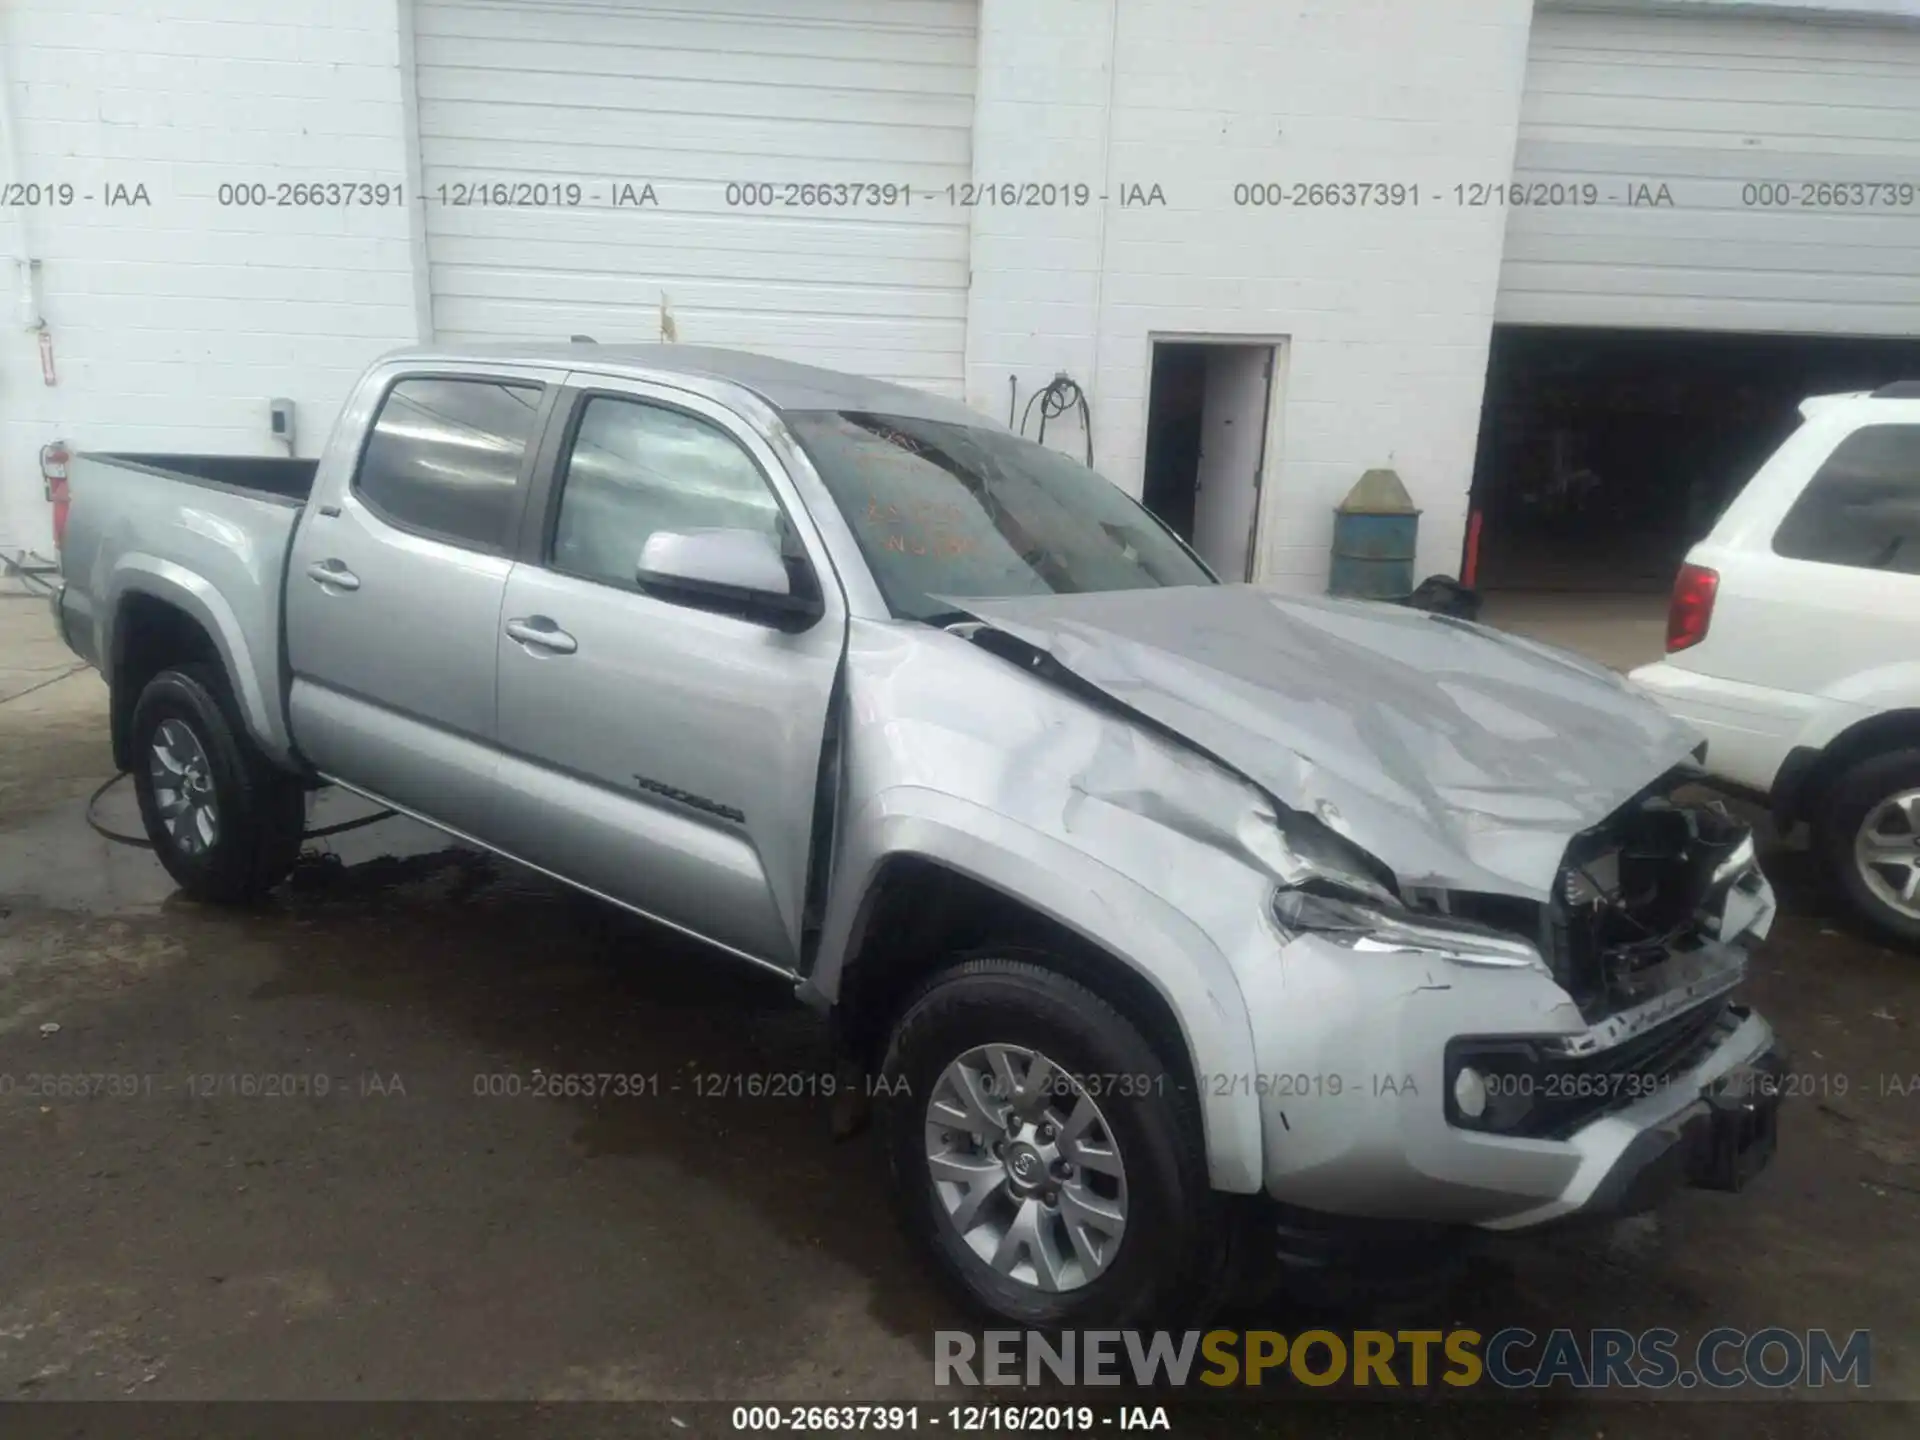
505, 616, 578, 655
306, 559, 360, 591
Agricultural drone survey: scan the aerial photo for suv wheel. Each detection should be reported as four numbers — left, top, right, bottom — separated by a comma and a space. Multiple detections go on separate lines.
879, 956, 1226, 1327
1817, 747, 1920, 949
130, 664, 306, 904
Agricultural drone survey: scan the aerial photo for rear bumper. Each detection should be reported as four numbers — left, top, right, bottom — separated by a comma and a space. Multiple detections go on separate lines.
48, 579, 71, 651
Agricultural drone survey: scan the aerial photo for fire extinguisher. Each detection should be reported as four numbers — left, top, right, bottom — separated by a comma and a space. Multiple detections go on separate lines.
40, 440, 71, 552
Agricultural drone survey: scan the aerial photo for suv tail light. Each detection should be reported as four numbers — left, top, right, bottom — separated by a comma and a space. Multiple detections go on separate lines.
1666, 562, 1719, 653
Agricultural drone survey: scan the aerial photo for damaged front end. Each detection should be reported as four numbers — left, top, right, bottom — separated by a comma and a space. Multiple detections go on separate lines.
1411, 782, 1777, 1171
1547, 784, 1773, 1020
1261, 763, 1775, 995
1358, 772, 1779, 1018
950, 587, 1776, 1062
1247, 772, 1784, 1222
921, 584, 1784, 1220
1267, 768, 1778, 1120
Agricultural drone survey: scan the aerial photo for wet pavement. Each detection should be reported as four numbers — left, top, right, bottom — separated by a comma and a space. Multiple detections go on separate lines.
0, 597, 1916, 1436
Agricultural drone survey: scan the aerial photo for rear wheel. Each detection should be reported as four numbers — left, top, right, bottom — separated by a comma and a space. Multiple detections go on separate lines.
129, 664, 305, 904
1816, 747, 1920, 950
879, 956, 1226, 1327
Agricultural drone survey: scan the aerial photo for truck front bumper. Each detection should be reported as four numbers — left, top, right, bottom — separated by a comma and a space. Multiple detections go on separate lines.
1236, 925, 1782, 1232
1479, 1005, 1781, 1229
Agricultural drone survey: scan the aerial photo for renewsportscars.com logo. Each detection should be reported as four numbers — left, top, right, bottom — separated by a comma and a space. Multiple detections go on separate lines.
934, 1327, 1873, 1392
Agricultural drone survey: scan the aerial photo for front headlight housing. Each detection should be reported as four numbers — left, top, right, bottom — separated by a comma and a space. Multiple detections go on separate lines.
1257, 816, 1545, 971
1271, 887, 1546, 969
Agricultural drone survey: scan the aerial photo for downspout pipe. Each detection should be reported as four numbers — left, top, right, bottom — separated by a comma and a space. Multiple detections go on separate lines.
0, 9, 44, 330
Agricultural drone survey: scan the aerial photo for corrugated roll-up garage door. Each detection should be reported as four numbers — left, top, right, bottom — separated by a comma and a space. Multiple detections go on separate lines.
1499, 5, 1920, 335
413, 0, 977, 395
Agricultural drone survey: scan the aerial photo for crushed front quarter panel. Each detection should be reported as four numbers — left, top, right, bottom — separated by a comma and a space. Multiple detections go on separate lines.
809, 617, 1314, 1192
806, 603, 1749, 1203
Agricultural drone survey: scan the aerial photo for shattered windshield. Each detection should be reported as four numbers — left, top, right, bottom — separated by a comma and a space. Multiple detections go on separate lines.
785, 410, 1214, 622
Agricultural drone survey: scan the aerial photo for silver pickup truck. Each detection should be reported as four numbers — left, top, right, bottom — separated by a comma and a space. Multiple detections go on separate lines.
53, 344, 1784, 1326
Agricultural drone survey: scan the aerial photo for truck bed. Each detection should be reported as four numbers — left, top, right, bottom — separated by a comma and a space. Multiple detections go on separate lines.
90, 453, 319, 505
57, 451, 313, 766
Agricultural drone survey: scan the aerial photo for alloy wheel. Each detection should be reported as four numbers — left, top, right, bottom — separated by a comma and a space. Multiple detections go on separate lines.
149, 718, 220, 857
923, 1043, 1128, 1293
1854, 787, 1920, 921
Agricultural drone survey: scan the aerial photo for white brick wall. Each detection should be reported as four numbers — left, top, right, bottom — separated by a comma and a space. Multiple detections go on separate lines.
964, 0, 1536, 591
0, 0, 421, 554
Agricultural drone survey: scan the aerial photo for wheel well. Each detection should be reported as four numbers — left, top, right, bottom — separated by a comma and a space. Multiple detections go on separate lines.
110, 593, 220, 771
830, 856, 1200, 1100
1790, 710, 1920, 826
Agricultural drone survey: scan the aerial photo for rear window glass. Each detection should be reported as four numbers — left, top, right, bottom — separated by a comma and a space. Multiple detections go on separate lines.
354, 378, 544, 551
1772, 424, 1920, 574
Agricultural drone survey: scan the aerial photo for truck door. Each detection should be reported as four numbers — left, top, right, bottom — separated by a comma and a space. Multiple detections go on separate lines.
285, 369, 557, 839
489, 378, 847, 971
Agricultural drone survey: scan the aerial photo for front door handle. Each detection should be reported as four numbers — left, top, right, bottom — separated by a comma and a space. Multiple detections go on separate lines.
306, 559, 360, 591
505, 616, 578, 655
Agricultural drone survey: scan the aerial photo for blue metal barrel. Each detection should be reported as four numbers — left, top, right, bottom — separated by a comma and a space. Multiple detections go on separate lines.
1328, 468, 1420, 600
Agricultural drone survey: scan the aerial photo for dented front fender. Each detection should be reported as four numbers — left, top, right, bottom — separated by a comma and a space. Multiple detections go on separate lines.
808, 620, 1309, 1193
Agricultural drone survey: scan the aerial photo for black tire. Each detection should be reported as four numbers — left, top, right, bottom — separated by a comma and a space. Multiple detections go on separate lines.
1814, 747, 1920, 950
879, 955, 1227, 1328
128, 663, 305, 904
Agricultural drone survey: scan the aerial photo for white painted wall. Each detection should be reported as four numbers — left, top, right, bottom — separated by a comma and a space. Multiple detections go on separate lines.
964, 0, 1537, 591
0, 0, 421, 555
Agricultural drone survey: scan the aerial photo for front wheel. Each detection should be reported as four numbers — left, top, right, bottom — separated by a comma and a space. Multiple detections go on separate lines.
129, 664, 305, 904
879, 956, 1226, 1327
1817, 747, 1920, 951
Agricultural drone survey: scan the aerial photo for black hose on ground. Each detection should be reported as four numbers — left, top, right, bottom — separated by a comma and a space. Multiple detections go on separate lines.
84, 770, 397, 851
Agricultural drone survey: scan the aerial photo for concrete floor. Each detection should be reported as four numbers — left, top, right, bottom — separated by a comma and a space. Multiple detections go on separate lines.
1, 588, 1916, 1434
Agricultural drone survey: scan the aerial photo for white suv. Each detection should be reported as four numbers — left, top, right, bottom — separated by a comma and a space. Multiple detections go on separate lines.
1631, 382, 1920, 948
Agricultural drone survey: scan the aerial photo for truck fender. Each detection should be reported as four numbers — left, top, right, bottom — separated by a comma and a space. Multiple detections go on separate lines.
808, 787, 1267, 1194
104, 553, 295, 766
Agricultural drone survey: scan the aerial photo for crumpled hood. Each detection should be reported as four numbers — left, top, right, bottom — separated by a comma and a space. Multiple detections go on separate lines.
956, 585, 1703, 901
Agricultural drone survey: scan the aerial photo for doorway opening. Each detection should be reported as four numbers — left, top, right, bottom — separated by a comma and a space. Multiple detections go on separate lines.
1469, 326, 1920, 593
1465, 324, 1920, 671
1142, 341, 1278, 581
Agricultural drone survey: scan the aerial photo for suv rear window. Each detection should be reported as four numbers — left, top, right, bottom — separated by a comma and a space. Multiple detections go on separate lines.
354, 377, 544, 551
1772, 423, 1920, 574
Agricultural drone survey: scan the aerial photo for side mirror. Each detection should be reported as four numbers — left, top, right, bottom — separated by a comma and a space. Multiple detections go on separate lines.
636, 528, 822, 624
